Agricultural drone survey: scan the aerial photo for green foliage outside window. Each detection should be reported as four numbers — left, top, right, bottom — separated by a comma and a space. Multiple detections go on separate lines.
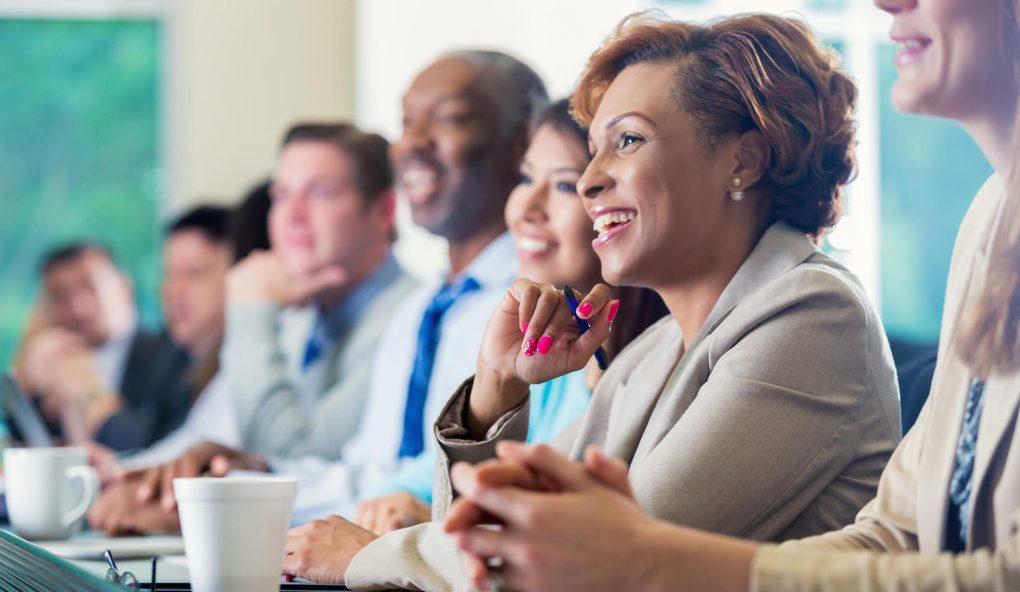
0, 19, 162, 370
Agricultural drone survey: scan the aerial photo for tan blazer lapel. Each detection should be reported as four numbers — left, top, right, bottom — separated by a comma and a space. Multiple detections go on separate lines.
915, 254, 986, 552
917, 233, 1005, 552
597, 327, 685, 462
916, 350, 972, 552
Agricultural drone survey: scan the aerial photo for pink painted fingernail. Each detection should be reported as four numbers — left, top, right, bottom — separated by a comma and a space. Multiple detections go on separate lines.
523, 337, 538, 357
607, 300, 620, 322
521, 322, 529, 334
576, 302, 593, 318
537, 335, 553, 354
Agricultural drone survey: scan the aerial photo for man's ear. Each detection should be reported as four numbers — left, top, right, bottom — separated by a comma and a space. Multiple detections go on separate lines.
730, 129, 770, 188
370, 189, 397, 233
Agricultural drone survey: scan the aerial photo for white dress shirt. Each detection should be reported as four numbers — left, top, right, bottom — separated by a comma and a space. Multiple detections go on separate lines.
120, 372, 240, 468
93, 324, 136, 391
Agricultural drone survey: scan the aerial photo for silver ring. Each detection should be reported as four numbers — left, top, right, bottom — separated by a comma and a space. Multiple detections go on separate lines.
487, 569, 509, 592
486, 556, 508, 592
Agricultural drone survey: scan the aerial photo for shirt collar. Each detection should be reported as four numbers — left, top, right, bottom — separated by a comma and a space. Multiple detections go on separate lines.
447, 231, 518, 289
316, 251, 406, 340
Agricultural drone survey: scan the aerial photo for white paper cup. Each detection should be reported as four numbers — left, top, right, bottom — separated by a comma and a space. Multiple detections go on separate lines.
4, 447, 99, 540
174, 476, 297, 592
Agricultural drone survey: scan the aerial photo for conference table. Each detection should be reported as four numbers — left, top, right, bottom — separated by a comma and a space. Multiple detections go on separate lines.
0, 528, 352, 590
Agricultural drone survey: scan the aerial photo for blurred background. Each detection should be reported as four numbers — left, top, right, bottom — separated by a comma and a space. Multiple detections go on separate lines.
0, 0, 991, 370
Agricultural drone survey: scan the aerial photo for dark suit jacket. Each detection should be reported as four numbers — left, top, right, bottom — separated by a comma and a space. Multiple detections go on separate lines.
94, 328, 191, 451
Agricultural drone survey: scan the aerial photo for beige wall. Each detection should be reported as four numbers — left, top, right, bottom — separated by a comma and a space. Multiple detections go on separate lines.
167, 0, 355, 212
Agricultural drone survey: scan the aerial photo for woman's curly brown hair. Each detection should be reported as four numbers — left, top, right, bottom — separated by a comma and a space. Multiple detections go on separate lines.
572, 11, 858, 238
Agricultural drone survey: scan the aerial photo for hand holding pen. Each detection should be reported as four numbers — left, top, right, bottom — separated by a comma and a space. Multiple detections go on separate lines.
517, 281, 616, 372
469, 279, 619, 439
562, 284, 610, 370
478, 279, 618, 387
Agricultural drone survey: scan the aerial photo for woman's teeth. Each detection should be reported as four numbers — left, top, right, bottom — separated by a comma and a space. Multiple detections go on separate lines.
517, 237, 552, 253
593, 211, 636, 235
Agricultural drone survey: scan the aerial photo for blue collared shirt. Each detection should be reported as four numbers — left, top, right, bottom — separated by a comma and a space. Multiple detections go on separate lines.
225, 251, 417, 459
307, 253, 407, 358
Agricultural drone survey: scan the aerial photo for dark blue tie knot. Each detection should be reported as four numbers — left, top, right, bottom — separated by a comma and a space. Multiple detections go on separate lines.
427, 277, 480, 316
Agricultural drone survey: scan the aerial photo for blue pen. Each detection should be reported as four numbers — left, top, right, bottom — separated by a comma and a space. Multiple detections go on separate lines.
562, 285, 609, 370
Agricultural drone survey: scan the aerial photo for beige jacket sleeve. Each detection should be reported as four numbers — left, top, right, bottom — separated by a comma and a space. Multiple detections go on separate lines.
765, 395, 932, 555
754, 542, 1020, 592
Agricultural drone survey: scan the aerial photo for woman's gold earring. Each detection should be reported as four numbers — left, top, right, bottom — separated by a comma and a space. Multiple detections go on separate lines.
729, 177, 745, 202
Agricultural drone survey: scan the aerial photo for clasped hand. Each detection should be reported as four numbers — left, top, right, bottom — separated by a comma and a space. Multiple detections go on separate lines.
443, 442, 652, 592
88, 442, 268, 535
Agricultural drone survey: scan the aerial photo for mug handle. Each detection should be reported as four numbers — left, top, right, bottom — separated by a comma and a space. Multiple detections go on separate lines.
62, 465, 100, 529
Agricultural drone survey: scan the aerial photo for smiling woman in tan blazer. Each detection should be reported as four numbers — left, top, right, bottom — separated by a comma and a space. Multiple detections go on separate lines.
432, 1, 1020, 591
280, 13, 903, 589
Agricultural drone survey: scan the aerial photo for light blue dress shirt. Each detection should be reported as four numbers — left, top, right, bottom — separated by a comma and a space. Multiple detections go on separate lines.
225, 253, 416, 459
358, 368, 591, 503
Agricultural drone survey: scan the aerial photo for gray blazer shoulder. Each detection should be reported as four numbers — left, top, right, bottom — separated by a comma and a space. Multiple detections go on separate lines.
225, 266, 420, 459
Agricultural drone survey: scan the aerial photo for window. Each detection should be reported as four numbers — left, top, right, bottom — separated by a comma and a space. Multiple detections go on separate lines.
0, 16, 163, 370
877, 44, 992, 344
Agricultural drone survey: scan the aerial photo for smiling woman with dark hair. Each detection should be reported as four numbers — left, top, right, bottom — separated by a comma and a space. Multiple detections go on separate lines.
279, 12, 902, 591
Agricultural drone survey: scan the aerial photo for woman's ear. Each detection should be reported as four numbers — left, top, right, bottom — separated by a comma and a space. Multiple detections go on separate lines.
731, 130, 770, 188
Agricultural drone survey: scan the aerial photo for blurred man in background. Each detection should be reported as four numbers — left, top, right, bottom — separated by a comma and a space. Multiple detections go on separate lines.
15, 244, 190, 451
119, 205, 241, 469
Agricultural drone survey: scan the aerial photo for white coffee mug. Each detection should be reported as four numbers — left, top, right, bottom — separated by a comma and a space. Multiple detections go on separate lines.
4, 447, 100, 540
174, 476, 297, 592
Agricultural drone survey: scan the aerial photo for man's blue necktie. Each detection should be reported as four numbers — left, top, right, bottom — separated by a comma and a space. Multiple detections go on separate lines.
397, 276, 481, 459
946, 377, 986, 552
301, 320, 329, 371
